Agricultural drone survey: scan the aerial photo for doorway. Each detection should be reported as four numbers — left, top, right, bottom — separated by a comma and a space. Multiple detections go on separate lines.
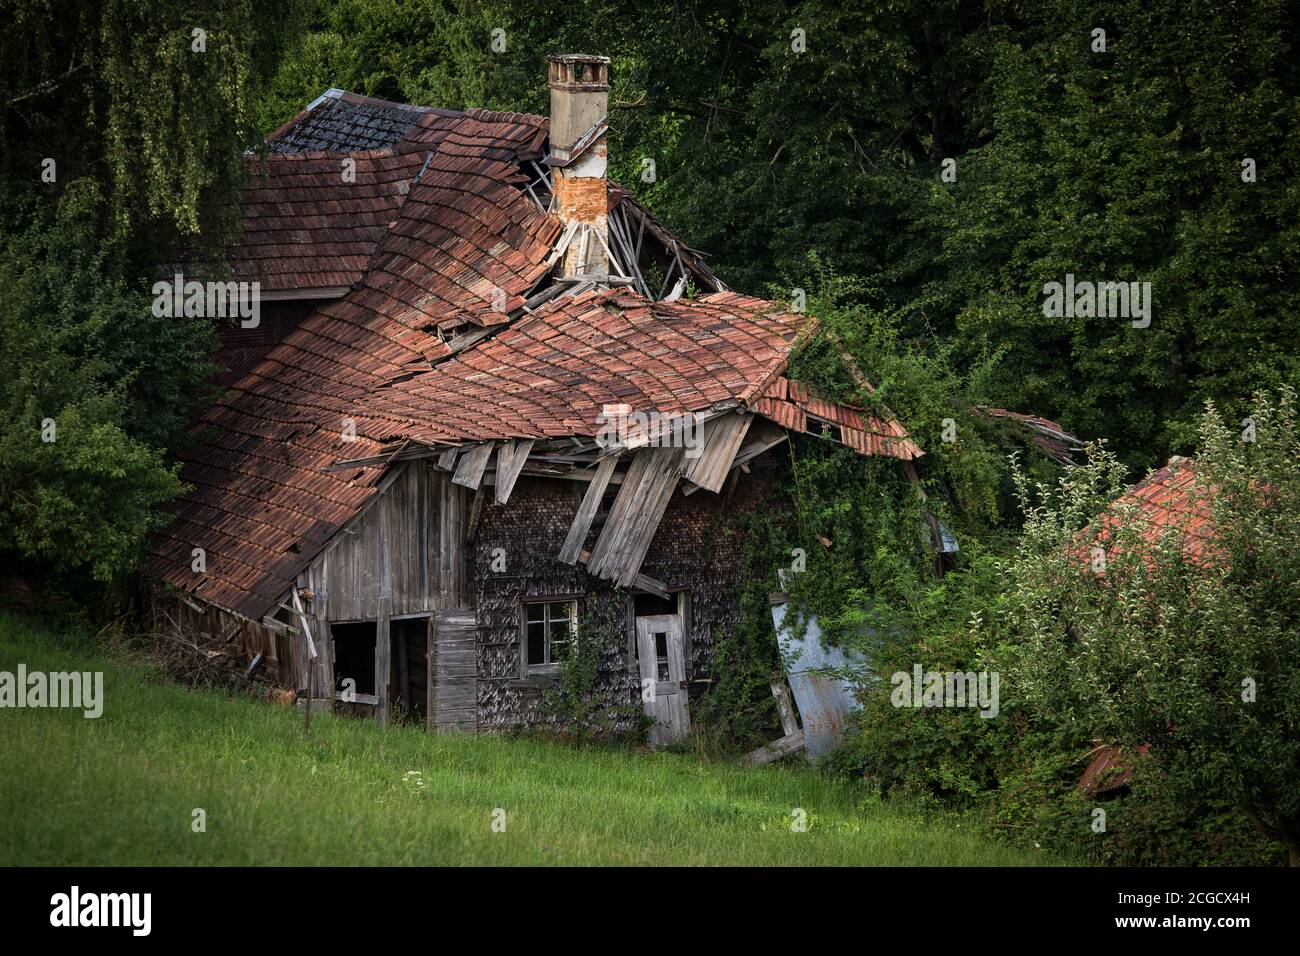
330, 617, 428, 719
389, 616, 429, 722
634, 602, 689, 746
332, 621, 377, 704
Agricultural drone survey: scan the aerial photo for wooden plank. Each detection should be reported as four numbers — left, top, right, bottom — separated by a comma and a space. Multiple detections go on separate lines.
770, 679, 800, 737
375, 598, 390, 726
578, 550, 670, 599
289, 590, 317, 660
494, 438, 534, 505
376, 495, 392, 727
426, 615, 434, 733
684, 413, 752, 493
335, 691, 379, 705
740, 730, 806, 767
465, 486, 486, 543
430, 607, 477, 732
436, 447, 458, 471
588, 446, 685, 587
451, 441, 495, 490
559, 454, 619, 564
684, 424, 788, 495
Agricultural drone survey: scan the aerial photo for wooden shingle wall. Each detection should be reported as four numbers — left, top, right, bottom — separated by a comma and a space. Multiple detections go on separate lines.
472, 455, 782, 731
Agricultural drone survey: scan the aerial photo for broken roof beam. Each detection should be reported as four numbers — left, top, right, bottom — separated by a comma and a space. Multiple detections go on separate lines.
494, 438, 535, 505
577, 550, 670, 600
607, 205, 651, 297
683, 425, 787, 495
451, 441, 496, 490
587, 445, 685, 587
436, 446, 459, 471
321, 439, 433, 473
559, 453, 620, 564
594, 404, 737, 460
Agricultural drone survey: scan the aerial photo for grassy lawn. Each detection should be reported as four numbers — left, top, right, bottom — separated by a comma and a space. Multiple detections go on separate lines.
0, 612, 1052, 866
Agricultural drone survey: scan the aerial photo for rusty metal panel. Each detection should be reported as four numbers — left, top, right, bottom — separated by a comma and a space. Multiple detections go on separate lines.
770, 600, 862, 757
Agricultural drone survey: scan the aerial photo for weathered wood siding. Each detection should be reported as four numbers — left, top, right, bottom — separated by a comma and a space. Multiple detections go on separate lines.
293, 461, 473, 710
308, 461, 437, 622
430, 608, 477, 731
472, 454, 781, 731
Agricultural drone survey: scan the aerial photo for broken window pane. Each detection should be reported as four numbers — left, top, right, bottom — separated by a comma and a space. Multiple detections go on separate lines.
527, 621, 545, 666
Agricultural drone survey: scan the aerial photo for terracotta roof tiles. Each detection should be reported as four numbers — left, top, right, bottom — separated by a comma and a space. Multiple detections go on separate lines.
150, 92, 918, 623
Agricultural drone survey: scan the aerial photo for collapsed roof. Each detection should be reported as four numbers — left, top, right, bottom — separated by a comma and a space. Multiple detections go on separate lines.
148, 90, 923, 622
238, 90, 724, 301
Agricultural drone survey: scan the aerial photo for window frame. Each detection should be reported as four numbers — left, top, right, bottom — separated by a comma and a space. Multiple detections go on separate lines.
519, 597, 580, 677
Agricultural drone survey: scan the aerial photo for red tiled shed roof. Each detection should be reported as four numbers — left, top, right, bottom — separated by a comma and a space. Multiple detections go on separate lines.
1089, 456, 1214, 567
231, 149, 426, 292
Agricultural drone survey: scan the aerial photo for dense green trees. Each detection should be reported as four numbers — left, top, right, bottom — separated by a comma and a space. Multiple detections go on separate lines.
1010, 391, 1300, 863
258, 0, 1299, 469
832, 393, 1299, 865
0, 2, 306, 603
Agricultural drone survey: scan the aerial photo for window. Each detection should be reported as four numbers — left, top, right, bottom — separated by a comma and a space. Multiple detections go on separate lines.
654, 629, 670, 681
524, 600, 577, 669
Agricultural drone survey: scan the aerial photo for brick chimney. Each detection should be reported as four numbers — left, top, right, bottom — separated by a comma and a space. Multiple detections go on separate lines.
548, 54, 610, 280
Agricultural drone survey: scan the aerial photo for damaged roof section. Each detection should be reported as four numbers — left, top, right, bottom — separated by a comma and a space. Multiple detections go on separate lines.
974, 406, 1082, 464
757, 377, 923, 460
265, 89, 432, 153
259, 88, 725, 298
353, 289, 811, 444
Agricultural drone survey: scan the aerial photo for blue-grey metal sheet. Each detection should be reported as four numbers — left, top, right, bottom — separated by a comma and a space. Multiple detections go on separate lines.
770, 602, 862, 756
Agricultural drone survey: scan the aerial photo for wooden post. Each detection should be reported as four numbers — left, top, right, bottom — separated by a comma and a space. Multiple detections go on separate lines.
770, 680, 800, 737
377, 494, 393, 726
376, 597, 391, 726
425, 614, 435, 733
291, 588, 318, 736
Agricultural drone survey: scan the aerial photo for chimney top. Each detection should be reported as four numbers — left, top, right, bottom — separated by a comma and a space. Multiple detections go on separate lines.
548, 54, 610, 92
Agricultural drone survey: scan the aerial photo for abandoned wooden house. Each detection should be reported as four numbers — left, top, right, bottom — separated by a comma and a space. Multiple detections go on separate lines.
147, 54, 937, 744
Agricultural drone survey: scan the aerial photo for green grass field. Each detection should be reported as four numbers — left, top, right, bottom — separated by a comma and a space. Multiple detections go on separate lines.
0, 612, 1052, 866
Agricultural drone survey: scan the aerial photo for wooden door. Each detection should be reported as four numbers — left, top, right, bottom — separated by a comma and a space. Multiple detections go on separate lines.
635, 614, 689, 746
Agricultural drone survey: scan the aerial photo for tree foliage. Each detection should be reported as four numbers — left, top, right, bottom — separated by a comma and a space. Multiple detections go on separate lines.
0, 2, 305, 602
0, 186, 216, 589
1007, 390, 1300, 863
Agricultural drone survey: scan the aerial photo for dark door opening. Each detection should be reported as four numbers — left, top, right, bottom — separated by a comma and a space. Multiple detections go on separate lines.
332, 621, 377, 702
390, 617, 429, 722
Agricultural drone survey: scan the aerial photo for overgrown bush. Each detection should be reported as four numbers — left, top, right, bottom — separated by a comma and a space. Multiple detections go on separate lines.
831, 391, 1297, 865
539, 591, 647, 744
1007, 389, 1300, 864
